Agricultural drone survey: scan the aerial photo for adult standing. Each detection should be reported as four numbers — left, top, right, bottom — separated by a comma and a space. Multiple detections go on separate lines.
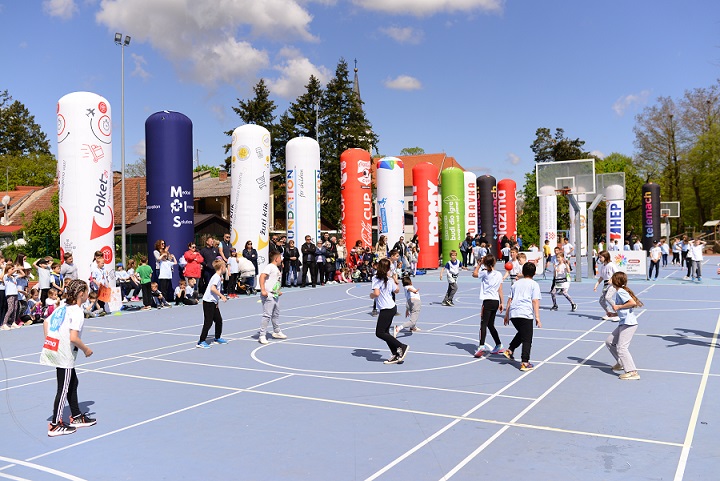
60, 252, 79, 280
242, 240, 259, 289
199, 235, 220, 294
393, 236, 408, 271
183, 242, 203, 286
375, 235, 388, 260
158, 245, 177, 302
517, 234, 523, 250
300, 235, 317, 288
335, 238, 347, 271
152, 239, 165, 283
283, 240, 300, 287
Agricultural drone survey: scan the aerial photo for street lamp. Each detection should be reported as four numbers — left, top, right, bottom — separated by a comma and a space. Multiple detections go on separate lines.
115, 33, 131, 267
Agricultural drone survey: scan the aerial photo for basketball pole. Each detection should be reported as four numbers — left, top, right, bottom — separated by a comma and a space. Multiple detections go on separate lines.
586, 194, 604, 279
566, 193, 583, 282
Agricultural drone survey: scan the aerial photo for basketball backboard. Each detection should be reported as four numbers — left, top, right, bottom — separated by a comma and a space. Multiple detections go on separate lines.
660, 201, 680, 218
596, 172, 626, 201
536, 159, 596, 197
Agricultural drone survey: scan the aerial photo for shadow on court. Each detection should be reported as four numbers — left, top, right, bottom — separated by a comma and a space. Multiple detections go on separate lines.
647, 328, 720, 349
350, 348, 384, 362
446, 341, 476, 355
566, 356, 618, 376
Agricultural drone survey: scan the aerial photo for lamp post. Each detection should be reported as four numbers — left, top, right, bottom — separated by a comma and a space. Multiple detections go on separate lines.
115, 32, 131, 267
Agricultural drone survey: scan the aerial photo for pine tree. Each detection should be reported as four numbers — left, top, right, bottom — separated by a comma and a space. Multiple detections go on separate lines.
0, 90, 52, 157
223, 79, 278, 172
319, 59, 379, 227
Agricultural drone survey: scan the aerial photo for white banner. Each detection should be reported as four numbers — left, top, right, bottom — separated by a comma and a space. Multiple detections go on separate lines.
609, 250, 647, 277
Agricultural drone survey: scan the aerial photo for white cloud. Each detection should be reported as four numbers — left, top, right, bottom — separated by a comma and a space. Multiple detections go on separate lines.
130, 53, 150, 80
384, 75, 422, 90
95, 0, 316, 88
354, 0, 503, 16
590, 150, 605, 159
612, 90, 650, 116
267, 48, 330, 98
380, 26, 423, 44
132, 139, 145, 157
43, 0, 78, 19
506, 152, 521, 165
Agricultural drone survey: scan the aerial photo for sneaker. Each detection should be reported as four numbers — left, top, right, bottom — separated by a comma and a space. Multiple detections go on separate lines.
394, 312, 400, 316
550, 305, 558, 311
258, 335, 269, 345
601, 315, 611, 320
48, 421, 76, 437
611, 363, 623, 371
196, 341, 212, 349
25, 320, 33, 326
619, 371, 641, 380
141, 306, 152, 310
410, 327, 421, 332
683, 276, 690, 280
571, 304, 578, 312
473, 346, 487, 358
0, 324, 10, 331
393, 325, 401, 338
69, 413, 96, 428
491, 344, 505, 354
610, 317, 619, 322
520, 362, 534, 371
272, 331, 288, 339
213, 338, 228, 345
697, 277, 702, 282
397, 345, 409, 362
441, 300, 450, 306
132, 296, 140, 301
371, 309, 378, 316
503, 349, 515, 360
384, 355, 400, 364
10, 323, 21, 329
448, 300, 455, 306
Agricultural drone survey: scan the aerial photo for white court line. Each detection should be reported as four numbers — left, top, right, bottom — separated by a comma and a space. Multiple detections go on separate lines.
673, 312, 720, 481
363, 319, 609, 481
21, 374, 292, 465
0, 456, 87, 480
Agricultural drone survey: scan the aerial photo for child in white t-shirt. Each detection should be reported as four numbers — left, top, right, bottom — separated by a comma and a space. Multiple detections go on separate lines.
258, 251, 287, 345
196, 259, 228, 349
503, 262, 542, 372
394, 275, 421, 337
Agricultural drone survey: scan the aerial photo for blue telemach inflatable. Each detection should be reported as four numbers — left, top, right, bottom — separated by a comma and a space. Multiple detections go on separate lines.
145, 111, 194, 290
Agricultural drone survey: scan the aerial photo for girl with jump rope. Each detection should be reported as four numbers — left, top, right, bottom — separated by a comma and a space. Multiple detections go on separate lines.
594, 250, 618, 321
472, 254, 505, 357
606, 271, 644, 380
550, 252, 577, 312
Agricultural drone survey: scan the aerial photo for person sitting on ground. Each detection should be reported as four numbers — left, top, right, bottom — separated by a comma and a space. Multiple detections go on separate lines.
82, 291, 105, 318
175, 279, 199, 306
150, 281, 171, 308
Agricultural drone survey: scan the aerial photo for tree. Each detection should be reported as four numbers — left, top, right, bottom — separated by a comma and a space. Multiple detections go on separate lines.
194, 164, 221, 177
0, 153, 56, 189
685, 124, 720, 224
592, 153, 645, 242
530, 128, 589, 163
22, 192, 60, 258
319, 58, 379, 227
223, 79, 278, 172
399, 147, 425, 156
125, 157, 146, 177
0, 90, 52, 157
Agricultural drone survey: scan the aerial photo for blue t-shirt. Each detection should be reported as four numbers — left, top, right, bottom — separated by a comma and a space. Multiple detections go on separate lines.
508, 278, 542, 319
615, 288, 638, 326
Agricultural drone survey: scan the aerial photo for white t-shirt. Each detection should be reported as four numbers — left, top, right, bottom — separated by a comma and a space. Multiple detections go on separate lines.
477, 269, 503, 301
562, 242, 574, 257
650, 246, 661, 261
4, 275, 18, 296
202, 273, 223, 303
38, 266, 51, 289
404, 285, 421, 302
689, 244, 703, 261
372, 275, 397, 310
228, 257, 239, 274
633, 242, 642, 251
600, 261, 617, 281
508, 278, 541, 320
261, 263, 281, 298
39, 304, 85, 369
158, 259, 174, 279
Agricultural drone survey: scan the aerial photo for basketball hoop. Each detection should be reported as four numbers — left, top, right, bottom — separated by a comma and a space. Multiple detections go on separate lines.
555, 187, 572, 197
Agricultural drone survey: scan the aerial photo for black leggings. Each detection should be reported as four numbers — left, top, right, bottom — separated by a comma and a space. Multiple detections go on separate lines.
53, 368, 80, 424
141, 283, 153, 307
199, 301, 222, 343
508, 317, 534, 363
480, 299, 501, 346
375, 306, 404, 355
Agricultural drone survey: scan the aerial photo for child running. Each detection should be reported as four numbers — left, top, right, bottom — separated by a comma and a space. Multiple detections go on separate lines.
503, 262, 542, 371
258, 251, 287, 344
472, 255, 505, 357
371, 258, 409, 364
551, 252, 576, 311
440, 249, 464, 306
196, 259, 228, 349
394, 275, 421, 337
40, 279, 96, 437
594, 250, 618, 321
606, 272, 643, 380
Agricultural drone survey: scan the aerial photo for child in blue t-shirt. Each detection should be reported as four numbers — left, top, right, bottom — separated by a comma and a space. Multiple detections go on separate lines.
440, 250, 464, 306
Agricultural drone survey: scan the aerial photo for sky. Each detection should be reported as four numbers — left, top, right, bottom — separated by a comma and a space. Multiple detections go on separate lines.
1, 0, 719, 189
